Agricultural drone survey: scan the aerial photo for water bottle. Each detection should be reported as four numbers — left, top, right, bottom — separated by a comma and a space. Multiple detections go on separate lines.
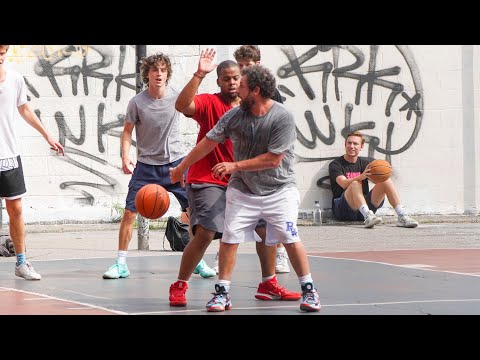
313, 201, 322, 226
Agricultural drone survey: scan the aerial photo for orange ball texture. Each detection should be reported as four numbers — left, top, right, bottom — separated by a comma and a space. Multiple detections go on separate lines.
367, 159, 392, 183
135, 184, 170, 219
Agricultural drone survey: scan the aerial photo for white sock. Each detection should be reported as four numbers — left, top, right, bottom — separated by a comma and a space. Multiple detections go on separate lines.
298, 273, 313, 286
395, 205, 407, 218
359, 204, 370, 219
262, 275, 275, 283
217, 280, 231, 292
117, 250, 127, 264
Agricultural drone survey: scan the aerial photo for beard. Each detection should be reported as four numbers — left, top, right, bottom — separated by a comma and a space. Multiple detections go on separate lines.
240, 94, 254, 111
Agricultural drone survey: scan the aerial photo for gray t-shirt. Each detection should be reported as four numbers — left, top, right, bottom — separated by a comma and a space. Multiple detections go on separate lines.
125, 86, 185, 165
206, 102, 296, 196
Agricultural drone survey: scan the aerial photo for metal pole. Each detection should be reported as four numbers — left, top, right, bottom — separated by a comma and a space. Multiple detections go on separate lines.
135, 45, 149, 251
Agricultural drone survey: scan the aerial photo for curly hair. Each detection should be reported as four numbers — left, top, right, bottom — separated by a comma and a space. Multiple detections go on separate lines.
140, 52, 172, 86
241, 65, 276, 99
233, 45, 261, 63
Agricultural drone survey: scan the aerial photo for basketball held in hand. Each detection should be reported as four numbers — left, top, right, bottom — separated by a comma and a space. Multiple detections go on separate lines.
367, 159, 392, 183
135, 184, 170, 219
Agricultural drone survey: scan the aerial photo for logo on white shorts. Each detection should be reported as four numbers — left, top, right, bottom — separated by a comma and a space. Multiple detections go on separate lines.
286, 222, 298, 237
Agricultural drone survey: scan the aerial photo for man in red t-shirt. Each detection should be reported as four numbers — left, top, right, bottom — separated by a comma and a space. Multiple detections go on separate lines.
169, 48, 300, 307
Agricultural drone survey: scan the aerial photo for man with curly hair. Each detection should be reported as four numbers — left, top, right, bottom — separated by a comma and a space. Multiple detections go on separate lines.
170, 65, 321, 313
102, 52, 215, 280
232, 45, 291, 274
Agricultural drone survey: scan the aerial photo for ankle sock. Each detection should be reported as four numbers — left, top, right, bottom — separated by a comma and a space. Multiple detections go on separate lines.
359, 204, 370, 219
117, 250, 127, 264
395, 205, 407, 218
16, 253, 26, 266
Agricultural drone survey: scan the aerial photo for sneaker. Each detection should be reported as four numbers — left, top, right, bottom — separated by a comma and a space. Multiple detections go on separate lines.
102, 262, 130, 279
275, 249, 291, 273
193, 258, 216, 278
397, 215, 419, 228
15, 261, 41, 280
364, 210, 382, 228
206, 284, 232, 312
255, 276, 301, 301
212, 252, 219, 274
300, 282, 321, 312
169, 281, 188, 307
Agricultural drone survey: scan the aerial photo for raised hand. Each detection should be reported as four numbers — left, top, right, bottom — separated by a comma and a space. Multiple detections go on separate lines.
197, 48, 218, 76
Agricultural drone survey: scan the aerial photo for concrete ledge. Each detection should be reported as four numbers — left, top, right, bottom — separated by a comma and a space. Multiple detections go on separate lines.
0, 213, 475, 234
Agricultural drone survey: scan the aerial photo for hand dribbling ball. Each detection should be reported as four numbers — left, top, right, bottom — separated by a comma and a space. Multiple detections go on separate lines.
135, 184, 170, 219
367, 159, 392, 183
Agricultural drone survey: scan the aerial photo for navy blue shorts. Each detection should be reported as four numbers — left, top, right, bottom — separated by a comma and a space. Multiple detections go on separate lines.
125, 159, 189, 213
333, 191, 384, 221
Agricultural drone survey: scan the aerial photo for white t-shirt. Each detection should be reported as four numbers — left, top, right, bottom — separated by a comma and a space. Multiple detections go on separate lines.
0, 69, 28, 160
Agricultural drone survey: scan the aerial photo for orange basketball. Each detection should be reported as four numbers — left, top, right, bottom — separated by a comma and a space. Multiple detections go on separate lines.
135, 184, 170, 219
367, 159, 392, 183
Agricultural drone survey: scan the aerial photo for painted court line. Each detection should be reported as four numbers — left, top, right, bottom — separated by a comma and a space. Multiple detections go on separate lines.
0, 287, 127, 315
130, 298, 480, 315
311, 255, 480, 278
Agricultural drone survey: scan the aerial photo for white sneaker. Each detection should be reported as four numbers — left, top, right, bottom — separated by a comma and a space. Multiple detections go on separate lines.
275, 248, 291, 273
15, 261, 41, 280
364, 210, 382, 229
397, 215, 419, 228
212, 252, 219, 275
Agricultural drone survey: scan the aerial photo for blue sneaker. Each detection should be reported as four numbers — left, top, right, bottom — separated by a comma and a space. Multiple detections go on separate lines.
206, 284, 232, 312
300, 282, 321, 312
193, 258, 216, 278
102, 262, 130, 279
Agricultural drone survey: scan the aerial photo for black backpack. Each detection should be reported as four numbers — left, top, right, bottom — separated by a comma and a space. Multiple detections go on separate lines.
163, 216, 190, 252
0, 234, 15, 257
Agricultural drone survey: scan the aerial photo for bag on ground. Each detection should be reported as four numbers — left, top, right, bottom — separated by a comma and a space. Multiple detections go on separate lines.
0, 234, 15, 257
163, 216, 190, 252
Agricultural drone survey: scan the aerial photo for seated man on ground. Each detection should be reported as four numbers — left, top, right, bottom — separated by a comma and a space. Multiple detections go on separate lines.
328, 131, 419, 229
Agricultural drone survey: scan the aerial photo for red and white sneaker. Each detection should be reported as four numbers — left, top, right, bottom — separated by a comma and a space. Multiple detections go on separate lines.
255, 276, 301, 301
169, 280, 188, 306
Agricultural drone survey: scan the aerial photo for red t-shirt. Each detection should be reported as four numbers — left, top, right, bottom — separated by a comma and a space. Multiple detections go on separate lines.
186, 93, 234, 186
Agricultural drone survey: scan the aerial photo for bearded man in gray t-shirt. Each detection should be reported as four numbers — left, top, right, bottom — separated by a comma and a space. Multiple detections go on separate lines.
170, 65, 321, 313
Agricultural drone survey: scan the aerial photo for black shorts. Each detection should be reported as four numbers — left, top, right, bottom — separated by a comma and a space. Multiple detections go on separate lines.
0, 156, 26, 199
333, 190, 384, 221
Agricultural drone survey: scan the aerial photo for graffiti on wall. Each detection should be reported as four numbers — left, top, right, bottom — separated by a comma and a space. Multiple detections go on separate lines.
22, 45, 137, 204
15, 45, 423, 205
271, 45, 423, 189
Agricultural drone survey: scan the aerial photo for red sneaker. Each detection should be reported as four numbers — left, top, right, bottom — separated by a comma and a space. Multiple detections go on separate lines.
255, 276, 301, 301
169, 280, 188, 306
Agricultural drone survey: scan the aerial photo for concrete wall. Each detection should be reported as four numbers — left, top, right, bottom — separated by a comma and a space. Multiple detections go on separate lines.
1, 45, 479, 225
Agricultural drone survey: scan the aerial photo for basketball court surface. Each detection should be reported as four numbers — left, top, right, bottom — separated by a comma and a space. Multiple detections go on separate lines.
1, 220, 480, 315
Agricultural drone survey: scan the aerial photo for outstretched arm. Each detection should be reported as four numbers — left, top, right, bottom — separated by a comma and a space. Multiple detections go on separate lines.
212, 152, 283, 180
169, 136, 219, 187
175, 48, 217, 116
17, 102, 65, 156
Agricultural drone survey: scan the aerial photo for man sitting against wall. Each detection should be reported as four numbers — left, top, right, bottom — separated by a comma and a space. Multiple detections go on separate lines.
328, 131, 419, 229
